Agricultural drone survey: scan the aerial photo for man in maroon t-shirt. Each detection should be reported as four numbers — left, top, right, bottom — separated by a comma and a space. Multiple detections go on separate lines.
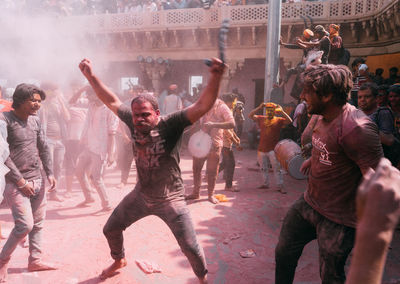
275, 64, 383, 284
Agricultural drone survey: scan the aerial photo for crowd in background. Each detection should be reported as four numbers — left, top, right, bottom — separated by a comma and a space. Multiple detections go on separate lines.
0, 0, 330, 17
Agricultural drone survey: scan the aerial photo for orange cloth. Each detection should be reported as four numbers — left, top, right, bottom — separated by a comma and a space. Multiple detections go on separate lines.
0, 100, 13, 112
256, 116, 286, 152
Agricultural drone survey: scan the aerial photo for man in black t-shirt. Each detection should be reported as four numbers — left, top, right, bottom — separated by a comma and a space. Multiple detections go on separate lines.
78, 58, 225, 283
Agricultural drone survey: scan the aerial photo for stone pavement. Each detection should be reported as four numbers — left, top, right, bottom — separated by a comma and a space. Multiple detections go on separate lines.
0, 148, 399, 284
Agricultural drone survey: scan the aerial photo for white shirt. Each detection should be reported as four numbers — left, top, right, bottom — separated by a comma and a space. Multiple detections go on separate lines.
84, 104, 119, 160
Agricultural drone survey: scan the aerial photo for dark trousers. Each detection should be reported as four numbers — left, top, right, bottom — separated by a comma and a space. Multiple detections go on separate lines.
219, 147, 235, 188
103, 189, 207, 278
275, 196, 355, 284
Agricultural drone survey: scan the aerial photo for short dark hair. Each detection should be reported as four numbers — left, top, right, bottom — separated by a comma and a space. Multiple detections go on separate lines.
221, 93, 236, 103
389, 67, 398, 73
351, 57, 366, 68
12, 83, 46, 109
377, 84, 390, 93
388, 84, 400, 95
375, 68, 384, 75
131, 93, 159, 110
302, 64, 353, 106
359, 82, 378, 98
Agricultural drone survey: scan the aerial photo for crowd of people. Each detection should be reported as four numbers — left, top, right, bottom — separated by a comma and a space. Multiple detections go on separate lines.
0, 18, 400, 284
0, 0, 329, 17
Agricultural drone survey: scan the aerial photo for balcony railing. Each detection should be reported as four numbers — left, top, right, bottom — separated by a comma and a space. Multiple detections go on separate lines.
60, 0, 396, 33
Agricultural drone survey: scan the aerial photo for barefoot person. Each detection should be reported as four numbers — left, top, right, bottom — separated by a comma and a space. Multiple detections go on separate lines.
0, 84, 57, 282
78, 57, 225, 283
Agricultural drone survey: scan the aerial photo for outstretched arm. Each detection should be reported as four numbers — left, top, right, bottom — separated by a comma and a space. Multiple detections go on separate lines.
185, 58, 226, 124
79, 58, 122, 116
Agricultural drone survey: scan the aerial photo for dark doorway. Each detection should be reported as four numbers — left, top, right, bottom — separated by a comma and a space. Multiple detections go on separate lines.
253, 78, 264, 115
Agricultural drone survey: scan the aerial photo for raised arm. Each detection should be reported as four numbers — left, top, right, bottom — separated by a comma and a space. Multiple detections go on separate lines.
249, 102, 265, 121
275, 104, 293, 125
185, 58, 226, 123
79, 58, 122, 116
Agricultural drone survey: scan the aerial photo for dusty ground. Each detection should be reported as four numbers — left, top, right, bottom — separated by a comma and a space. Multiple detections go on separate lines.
1, 148, 400, 284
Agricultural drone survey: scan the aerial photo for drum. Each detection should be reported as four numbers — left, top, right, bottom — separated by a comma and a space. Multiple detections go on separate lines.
188, 130, 212, 158
274, 139, 306, 180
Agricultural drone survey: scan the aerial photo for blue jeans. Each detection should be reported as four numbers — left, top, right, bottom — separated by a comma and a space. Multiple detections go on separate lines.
275, 196, 355, 284
0, 178, 46, 265
76, 151, 110, 207
103, 189, 207, 278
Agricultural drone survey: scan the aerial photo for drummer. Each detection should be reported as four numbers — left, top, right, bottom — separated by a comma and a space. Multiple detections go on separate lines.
248, 102, 292, 193
185, 94, 235, 204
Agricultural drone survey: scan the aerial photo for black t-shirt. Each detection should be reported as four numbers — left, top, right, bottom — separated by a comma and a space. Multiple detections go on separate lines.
117, 105, 192, 199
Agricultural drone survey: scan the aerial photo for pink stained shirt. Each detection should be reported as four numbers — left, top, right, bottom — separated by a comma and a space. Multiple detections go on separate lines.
200, 99, 235, 148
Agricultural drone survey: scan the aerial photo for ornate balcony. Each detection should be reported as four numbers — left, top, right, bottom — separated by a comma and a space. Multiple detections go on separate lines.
44, 0, 398, 64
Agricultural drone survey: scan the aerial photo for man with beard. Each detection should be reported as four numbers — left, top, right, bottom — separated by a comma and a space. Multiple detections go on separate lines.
0, 84, 57, 282
275, 65, 383, 283
78, 57, 225, 283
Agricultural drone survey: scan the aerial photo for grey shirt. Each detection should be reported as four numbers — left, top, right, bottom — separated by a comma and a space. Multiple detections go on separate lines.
1, 111, 53, 184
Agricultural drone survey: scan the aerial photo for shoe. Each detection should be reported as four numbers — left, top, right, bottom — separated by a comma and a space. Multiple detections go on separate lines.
76, 198, 95, 207
225, 186, 240, 192
185, 193, 200, 200
28, 262, 57, 272
257, 184, 269, 189
48, 194, 63, 202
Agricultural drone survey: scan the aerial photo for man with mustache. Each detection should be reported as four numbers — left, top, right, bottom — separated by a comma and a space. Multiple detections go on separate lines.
0, 84, 57, 282
79, 57, 225, 283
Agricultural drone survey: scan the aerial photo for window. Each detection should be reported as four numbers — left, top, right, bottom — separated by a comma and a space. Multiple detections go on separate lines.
121, 77, 139, 91
189, 76, 203, 96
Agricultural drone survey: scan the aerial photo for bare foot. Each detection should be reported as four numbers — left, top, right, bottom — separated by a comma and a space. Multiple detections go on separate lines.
116, 183, 126, 189
28, 261, 57, 272
0, 261, 8, 283
99, 258, 127, 280
199, 274, 208, 284
185, 193, 200, 200
208, 196, 219, 204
